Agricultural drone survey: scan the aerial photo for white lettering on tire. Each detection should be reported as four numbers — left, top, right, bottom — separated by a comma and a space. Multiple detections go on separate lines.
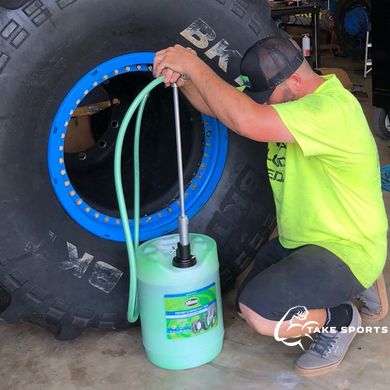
60, 242, 123, 293
180, 18, 242, 76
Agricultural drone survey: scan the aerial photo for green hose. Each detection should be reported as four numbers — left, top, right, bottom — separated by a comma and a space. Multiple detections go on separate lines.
114, 76, 164, 323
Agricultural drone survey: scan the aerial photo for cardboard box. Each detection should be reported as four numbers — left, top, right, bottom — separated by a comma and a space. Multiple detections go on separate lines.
317, 67, 353, 91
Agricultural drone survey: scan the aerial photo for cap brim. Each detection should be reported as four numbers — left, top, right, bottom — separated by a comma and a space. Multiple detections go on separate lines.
244, 88, 274, 104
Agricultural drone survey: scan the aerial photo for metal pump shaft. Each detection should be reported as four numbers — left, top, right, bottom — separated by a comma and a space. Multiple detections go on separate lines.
172, 83, 189, 246
172, 83, 196, 267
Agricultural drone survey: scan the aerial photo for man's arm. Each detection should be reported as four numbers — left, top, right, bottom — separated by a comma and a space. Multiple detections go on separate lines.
154, 45, 295, 143
179, 79, 215, 117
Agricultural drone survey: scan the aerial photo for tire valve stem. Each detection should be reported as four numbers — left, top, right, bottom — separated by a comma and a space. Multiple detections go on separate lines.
172, 83, 196, 268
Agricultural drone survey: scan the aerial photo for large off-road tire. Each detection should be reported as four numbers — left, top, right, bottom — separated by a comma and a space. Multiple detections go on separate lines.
372, 107, 390, 140
0, 0, 277, 339
334, 0, 371, 59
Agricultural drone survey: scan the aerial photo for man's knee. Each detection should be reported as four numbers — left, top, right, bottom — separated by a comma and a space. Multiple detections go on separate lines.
238, 302, 277, 336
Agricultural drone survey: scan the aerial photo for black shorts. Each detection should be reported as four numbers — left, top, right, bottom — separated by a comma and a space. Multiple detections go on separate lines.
236, 238, 365, 321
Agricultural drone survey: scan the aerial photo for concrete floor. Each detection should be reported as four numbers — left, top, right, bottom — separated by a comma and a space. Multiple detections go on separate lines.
2, 52, 390, 390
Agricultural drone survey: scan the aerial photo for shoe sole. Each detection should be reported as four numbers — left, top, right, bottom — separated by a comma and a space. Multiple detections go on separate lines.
361, 273, 389, 322
294, 307, 362, 377
294, 360, 343, 377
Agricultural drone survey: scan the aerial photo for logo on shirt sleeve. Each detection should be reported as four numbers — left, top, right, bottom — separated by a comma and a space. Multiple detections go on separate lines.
267, 143, 286, 183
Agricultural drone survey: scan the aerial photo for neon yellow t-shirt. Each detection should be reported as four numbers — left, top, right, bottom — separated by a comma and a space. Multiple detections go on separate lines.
270, 74, 388, 288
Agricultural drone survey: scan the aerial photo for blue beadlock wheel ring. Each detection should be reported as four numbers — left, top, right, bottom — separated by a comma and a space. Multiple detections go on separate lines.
48, 52, 228, 242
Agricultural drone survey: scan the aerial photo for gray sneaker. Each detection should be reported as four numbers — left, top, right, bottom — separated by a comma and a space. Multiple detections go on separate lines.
356, 273, 388, 321
294, 303, 361, 377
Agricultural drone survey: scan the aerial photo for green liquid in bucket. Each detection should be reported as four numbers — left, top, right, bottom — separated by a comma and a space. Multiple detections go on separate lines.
136, 233, 224, 369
